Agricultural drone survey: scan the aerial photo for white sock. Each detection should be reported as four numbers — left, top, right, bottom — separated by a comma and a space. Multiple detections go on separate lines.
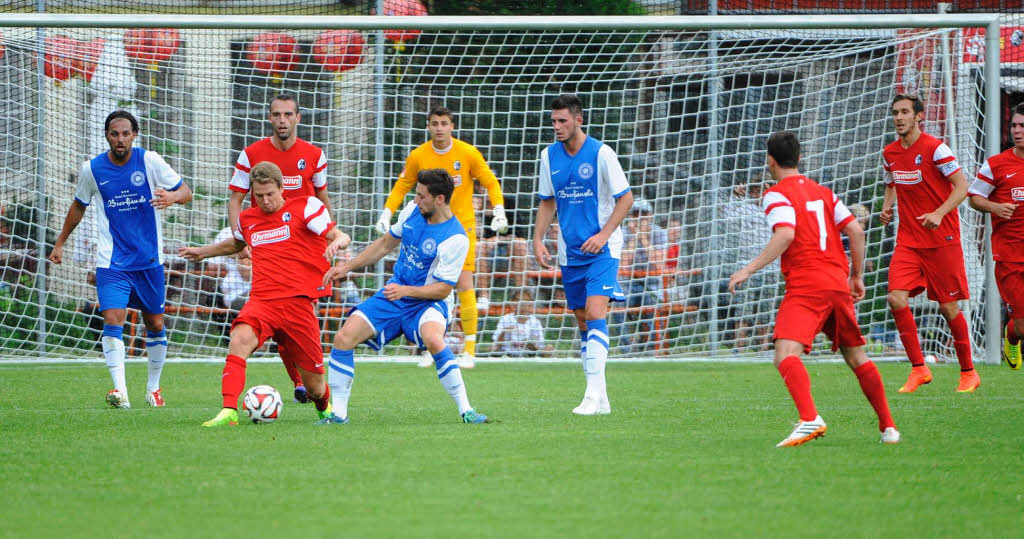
102, 336, 127, 395
328, 349, 355, 420
585, 325, 609, 399
145, 330, 167, 392
435, 348, 472, 414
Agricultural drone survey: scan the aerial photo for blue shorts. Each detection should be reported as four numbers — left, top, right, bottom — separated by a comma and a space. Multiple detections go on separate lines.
561, 257, 625, 311
350, 291, 451, 351
95, 266, 166, 314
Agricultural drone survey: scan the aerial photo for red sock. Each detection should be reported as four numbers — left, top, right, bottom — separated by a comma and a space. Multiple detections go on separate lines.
312, 380, 330, 412
853, 361, 895, 431
948, 312, 974, 372
283, 357, 304, 387
777, 356, 817, 422
1008, 321, 1022, 345
222, 354, 247, 409
892, 306, 926, 367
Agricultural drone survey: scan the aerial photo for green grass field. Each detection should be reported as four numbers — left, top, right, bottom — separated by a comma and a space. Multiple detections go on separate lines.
2, 361, 1022, 538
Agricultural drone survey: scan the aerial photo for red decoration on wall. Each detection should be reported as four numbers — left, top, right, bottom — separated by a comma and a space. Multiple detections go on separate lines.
124, 28, 181, 67
44, 35, 76, 81
380, 0, 428, 44
246, 32, 297, 78
74, 38, 105, 82
313, 30, 365, 73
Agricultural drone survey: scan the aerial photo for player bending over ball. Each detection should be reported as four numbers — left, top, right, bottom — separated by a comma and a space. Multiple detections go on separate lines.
229, 93, 335, 404
180, 161, 350, 427
319, 169, 490, 425
729, 131, 899, 447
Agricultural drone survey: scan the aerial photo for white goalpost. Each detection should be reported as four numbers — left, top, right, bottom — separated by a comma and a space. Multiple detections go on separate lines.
0, 14, 1004, 363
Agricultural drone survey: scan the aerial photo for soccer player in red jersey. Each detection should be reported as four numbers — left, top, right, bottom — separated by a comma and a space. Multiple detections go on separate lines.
968, 102, 1024, 369
880, 94, 978, 393
729, 131, 899, 447
228, 93, 335, 404
181, 162, 351, 427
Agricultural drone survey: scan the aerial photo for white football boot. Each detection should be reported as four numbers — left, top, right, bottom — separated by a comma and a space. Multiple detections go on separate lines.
776, 415, 827, 447
106, 389, 131, 409
572, 394, 611, 416
880, 427, 901, 444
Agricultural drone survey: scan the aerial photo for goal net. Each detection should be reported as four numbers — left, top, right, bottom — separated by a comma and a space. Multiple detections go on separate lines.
0, 15, 1004, 361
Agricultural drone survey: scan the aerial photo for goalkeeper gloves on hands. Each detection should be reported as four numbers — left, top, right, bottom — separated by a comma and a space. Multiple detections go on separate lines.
490, 204, 509, 234
374, 208, 393, 235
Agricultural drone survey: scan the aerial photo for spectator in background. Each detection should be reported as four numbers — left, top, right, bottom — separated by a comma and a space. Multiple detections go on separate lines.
494, 296, 552, 357
615, 199, 666, 354
718, 176, 776, 352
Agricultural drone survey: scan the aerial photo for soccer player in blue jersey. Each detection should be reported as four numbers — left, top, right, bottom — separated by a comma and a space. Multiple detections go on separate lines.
533, 94, 633, 415
49, 110, 192, 409
318, 169, 490, 425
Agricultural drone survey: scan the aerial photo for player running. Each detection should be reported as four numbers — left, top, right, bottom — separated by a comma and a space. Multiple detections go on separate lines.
534, 94, 632, 416
319, 169, 490, 425
180, 161, 350, 427
373, 106, 508, 368
228, 93, 334, 403
50, 110, 192, 409
729, 131, 899, 447
880, 94, 978, 393
968, 101, 1024, 369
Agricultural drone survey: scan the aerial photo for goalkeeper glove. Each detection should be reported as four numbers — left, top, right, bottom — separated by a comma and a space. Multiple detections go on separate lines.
374, 208, 393, 235
490, 204, 509, 234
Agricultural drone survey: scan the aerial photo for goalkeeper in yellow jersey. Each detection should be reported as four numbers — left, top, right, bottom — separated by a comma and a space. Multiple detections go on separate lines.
375, 106, 508, 368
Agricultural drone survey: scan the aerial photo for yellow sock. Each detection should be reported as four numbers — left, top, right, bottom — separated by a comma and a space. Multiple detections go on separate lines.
459, 289, 478, 356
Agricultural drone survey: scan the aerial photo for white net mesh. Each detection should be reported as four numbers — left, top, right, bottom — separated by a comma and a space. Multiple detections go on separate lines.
0, 20, 1002, 360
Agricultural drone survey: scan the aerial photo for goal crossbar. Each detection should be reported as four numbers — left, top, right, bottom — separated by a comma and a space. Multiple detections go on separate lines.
0, 13, 1002, 31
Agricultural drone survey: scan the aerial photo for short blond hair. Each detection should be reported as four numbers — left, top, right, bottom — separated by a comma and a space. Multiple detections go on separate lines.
250, 161, 283, 189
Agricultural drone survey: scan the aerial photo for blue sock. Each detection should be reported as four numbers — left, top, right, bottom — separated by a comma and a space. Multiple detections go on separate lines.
579, 329, 588, 361
103, 324, 124, 339
328, 348, 355, 419
434, 347, 471, 415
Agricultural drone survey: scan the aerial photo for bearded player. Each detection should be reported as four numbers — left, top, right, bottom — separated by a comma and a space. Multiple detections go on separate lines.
228, 93, 334, 403
880, 94, 978, 393
968, 101, 1024, 369
729, 131, 899, 447
181, 161, 350, 427
374, 106, 508, 368
320, 169, 490, 425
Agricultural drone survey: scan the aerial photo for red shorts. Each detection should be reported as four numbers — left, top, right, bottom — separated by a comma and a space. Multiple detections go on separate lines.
774, 291, 866, 354
888, 243, 970, 302
232, 296, 325, 374
996, 261, 1024, 320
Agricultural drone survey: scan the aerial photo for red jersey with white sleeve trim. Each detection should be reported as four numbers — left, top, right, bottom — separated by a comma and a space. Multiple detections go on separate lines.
234, 196, 335, 301
882, 132, 962, 248
762, 175, 855, 294
230, 137, 327, 205
969, 148, 1024, 262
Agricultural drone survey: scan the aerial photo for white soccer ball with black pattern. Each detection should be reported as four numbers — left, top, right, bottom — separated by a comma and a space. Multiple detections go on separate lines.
242, 385, 282, 424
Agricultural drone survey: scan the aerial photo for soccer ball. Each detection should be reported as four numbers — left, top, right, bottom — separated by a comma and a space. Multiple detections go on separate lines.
242, 385, 282, 424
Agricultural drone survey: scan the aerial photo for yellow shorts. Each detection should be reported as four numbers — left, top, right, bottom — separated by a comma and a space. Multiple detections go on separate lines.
463, 228, 476, 272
